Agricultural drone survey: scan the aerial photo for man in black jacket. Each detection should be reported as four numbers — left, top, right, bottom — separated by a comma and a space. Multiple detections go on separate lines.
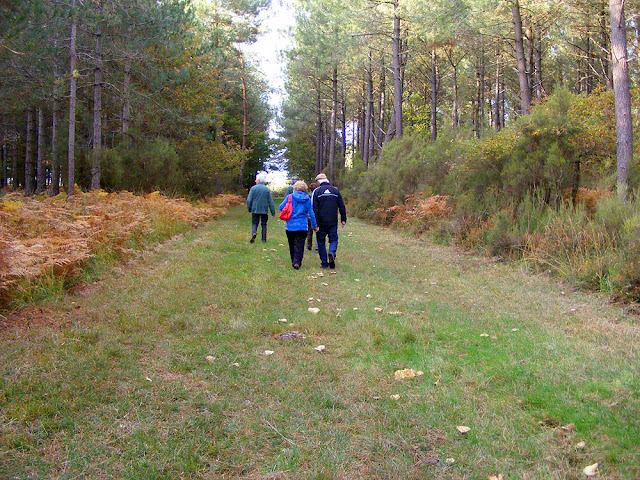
311, 173, 347, 269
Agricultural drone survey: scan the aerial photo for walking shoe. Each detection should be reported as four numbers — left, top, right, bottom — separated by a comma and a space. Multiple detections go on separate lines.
250, 234, 256, 243
293, 263, 300, 269
328, 252, 335, 269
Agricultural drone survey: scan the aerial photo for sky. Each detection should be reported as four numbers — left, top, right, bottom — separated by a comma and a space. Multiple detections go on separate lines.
240, 0, 296, 182
242, 0, 296, 136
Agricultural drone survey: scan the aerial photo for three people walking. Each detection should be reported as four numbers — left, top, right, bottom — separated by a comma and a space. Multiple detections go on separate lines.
247, 172, 346, 270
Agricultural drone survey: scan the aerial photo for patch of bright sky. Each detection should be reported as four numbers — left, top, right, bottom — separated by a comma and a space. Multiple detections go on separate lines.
241, 0, 296, 138
240, 0, 296, 184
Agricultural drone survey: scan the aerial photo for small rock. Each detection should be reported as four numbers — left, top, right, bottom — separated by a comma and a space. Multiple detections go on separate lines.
583, 463, 598, 477
308, 307, 320, 314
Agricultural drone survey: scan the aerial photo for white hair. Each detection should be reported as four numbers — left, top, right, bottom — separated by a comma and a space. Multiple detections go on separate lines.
255, 172, 268, 183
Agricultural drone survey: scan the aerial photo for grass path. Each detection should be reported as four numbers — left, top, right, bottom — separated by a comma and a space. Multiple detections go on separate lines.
1, 205, 639, 479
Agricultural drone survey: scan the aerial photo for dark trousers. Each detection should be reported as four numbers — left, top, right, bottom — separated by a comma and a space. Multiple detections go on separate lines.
251, 213, 268, 241
286, 230, 308, 267
306, 218, 314, 250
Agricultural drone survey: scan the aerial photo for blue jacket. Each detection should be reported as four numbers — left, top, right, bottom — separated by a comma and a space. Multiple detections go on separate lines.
280, 191, 317, 232
247, 182, 275, 215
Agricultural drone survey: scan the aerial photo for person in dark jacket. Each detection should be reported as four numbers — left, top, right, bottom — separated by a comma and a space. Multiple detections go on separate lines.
246, 172, 275, 243
311, 173, 346, 269
280, 180, 318, 269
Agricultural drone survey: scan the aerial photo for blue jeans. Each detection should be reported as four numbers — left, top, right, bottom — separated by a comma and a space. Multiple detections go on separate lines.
316, 224, 338, 267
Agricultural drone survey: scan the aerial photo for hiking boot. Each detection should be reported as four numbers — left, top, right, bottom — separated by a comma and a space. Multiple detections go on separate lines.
328, 252, 335, 269
250, 234, 256, 243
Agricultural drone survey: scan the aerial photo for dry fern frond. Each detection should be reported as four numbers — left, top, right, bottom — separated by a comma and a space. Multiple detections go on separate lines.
0, 191, 229, 303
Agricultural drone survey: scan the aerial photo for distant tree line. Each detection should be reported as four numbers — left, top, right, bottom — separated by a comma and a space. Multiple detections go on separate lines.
0, 0, 273, 197
283, 0, 636, 199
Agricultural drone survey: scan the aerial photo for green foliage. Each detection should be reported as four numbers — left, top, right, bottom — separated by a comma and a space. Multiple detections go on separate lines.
344, 130, 461, 209
342, 88, 640, 302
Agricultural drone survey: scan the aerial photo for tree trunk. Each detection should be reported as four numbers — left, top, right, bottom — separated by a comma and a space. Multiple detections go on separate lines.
91, 16, 103, 191
392, 0, 403, 140
534, 30, 544, 99
12, 138, 18, 188
609, 0, 632, 202
430, 47, 438, 142
512, 0, 531, 115
122, 56, 132, 133
51, 38, 61, 196
36, 108, 46, 193
600, 5, 613, 89
363, 53, 373, 167
0, 141, 5, 188
25, 109, 34, 196
494, 54, 501, 131
67, 0, 78, 196
238, 60, 248, 189
341, 84, 347, 166
328, 67, 338, 180
315, 91, 323, 174
376, 53, 386, 158
452, 63, 459, 129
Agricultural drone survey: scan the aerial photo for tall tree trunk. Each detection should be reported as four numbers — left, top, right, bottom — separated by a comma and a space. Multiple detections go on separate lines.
600, 5, 613, 89
586, 29, 593, 94
122, 56, 132, 133
392, 0, 403, 139
328, 67, 338, 180
376, 53, 386, 158
480, 50, 485, 129
512, 0, 531, 115
91, 17, 103, 191
341, 84, 347, 166
534, 30, 544, 99
0, 139, 5, 188
36, 108, 46, 193
494, 54, 501, 131
67, 0, 78, 196
500, 67, 506, 128
452, 63, 459, 129
430, 46, 438, 142
51, 103, 60, 195
238, 60, 248, 189
363, 53, 373, 167
609, 0, 632, 202
25, 109, 34, 196
315, 90, 323, 174
12, 137, 18, 188
51, 38, 61, 196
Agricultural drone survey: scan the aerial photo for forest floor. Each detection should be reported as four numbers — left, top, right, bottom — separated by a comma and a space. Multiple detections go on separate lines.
1, 204, 639, 479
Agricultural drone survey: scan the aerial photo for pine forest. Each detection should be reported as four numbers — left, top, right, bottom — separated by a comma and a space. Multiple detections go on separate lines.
2, 0, 640, 302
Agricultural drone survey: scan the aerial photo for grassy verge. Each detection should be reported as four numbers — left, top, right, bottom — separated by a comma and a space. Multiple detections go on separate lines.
1, 205, 638, 479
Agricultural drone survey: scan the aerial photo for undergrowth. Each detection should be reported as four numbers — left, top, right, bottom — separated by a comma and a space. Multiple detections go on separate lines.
0, 190, 244, 310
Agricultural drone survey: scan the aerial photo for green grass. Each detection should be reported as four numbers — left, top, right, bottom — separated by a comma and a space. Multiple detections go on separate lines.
1, 206, 639, 479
